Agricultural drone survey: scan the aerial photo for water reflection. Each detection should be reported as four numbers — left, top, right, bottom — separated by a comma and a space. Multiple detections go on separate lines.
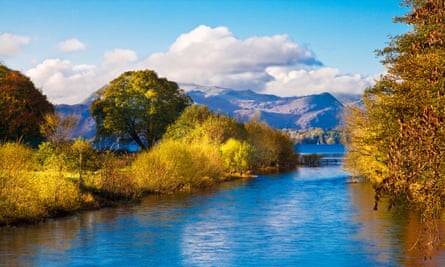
349, 180, 445, 266
1, 166, 445, 266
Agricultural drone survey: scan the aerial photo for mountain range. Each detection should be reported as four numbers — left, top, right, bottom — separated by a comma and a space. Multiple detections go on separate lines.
56, 83, 348, 139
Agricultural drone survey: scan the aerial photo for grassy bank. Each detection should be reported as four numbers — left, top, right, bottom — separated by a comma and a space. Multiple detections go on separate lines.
0, 142, 139, 226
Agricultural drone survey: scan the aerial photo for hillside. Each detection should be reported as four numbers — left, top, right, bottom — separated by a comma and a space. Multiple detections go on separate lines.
55, 84, 345, 139
183, 83, 344, 130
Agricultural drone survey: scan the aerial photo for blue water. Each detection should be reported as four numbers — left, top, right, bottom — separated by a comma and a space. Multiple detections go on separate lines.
1, 146, 445, 266
295, 144, 345, 155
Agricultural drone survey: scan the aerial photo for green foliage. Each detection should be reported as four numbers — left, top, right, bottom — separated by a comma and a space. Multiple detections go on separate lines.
0, 64, 54, 146
91, 70, 192, 150
35, 139, 98, 174
133, 140, 225, 193
164, 105, 214, 141
344, 0, 445, 245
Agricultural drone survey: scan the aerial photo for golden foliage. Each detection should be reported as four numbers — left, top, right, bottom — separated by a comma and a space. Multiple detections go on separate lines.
133, 140, 225, 193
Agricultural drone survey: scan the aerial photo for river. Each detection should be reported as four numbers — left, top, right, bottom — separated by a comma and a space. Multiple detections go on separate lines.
2, 153, 445, 266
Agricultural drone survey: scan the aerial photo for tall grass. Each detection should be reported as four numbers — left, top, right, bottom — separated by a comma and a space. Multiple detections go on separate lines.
0, 143, 80, 224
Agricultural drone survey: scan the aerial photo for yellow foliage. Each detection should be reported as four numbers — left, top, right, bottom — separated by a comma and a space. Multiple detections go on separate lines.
0, 143, 80, 224
132, 140, 225, 193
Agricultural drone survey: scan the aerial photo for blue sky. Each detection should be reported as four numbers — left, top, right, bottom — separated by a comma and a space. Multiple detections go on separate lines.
0, 0, 409, 104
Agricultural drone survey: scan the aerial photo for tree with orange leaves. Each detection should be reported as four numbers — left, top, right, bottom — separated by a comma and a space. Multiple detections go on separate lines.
0, 64, 54, 146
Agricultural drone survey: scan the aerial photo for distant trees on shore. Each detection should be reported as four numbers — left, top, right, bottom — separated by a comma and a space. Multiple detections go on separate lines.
285, 128, 344, 144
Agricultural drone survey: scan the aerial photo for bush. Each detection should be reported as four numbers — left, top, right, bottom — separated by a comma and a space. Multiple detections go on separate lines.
220, 138, 256, 174
245, 120, 297, 171
88, 152, 140, 200
34, 172, 80, 214
133, 140, 225, 193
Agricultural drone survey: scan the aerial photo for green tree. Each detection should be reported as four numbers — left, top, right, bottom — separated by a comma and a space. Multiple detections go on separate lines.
345, 0, 445, 245
164, 104, 247, 145
0, 64, 54, 145
91, 70, 192, 150
163, 105, 214, 141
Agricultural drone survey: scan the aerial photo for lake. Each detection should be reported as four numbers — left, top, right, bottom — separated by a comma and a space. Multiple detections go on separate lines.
1, 146, 445, 266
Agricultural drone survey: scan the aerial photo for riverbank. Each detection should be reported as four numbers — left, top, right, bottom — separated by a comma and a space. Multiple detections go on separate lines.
7, 166, 437, 267
0, 162, 285, 227
1, 108, 298, 226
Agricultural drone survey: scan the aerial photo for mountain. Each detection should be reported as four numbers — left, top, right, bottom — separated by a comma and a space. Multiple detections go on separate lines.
55, 92, 99, 139
183, 83, 344, 130
55, 84, 344, 139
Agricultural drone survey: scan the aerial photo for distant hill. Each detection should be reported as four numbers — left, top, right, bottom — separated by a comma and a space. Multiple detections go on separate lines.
183, 83, 344, 130
55, 84, 345, 140
55, 91, 99, 139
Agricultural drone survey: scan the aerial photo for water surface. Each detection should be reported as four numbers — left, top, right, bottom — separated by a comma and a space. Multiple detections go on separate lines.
1, 166, 445, 266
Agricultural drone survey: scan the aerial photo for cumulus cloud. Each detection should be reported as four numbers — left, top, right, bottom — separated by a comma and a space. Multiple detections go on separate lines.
27, 25, 373, 104
141, 25, 370, 96
264, 67, 373, 96
0, 33, 30, 56
57, 38, 86, 53
27, 49, 138, 104
141, 25, 321, 91
103, 48, 138, 67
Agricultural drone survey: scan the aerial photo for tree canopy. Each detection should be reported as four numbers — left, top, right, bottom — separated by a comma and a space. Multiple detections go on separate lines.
0, 64, 54, 145
91, 70, 192, 150
344, 0, 445, 244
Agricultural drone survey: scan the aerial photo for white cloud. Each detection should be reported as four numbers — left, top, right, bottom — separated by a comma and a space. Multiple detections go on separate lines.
264, 67, 373, 96
0, 33, 30, 56
27, 58, 97, 104
57, 38, 86, 53
27, 49, 138, 104
141, 25, 371, 96
103, 49, 138, 67
26, 25, 373, 104
141, 25, 321, 91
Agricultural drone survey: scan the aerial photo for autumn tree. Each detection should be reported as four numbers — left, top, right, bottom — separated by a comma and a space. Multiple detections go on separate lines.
0, 64, 54, 145
163, 105, 214, 142
40, 113, 79, 148
245, 120, 297, 170
91, 70, 192, 150
164, 104, 247, 145
345, 0, 445, 246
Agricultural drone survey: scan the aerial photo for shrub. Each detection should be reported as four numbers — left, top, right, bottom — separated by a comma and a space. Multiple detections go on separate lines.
133, 140, 224, 193
220, 138, 256, 174
34, 172, 80, 214
89, 152, 140, 200
0, 143, 44, 224
0, 142, 80, 224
